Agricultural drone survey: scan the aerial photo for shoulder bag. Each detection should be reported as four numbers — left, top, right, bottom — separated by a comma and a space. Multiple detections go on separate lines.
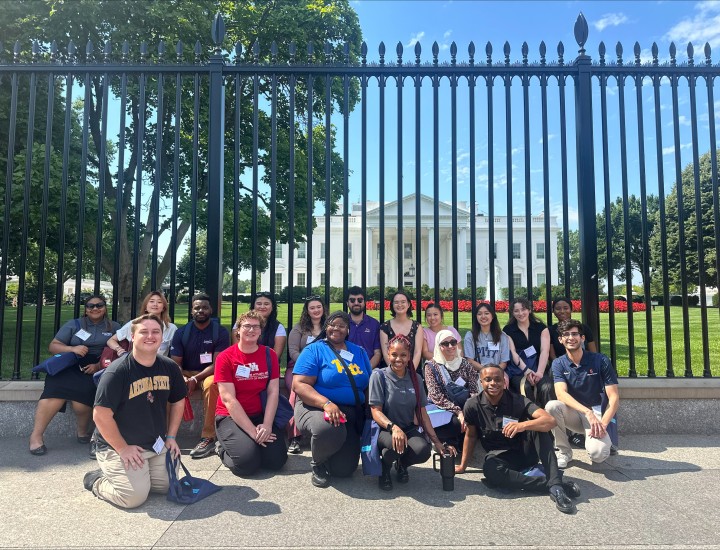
259, 346, 294, 429
166, 452, 222, 504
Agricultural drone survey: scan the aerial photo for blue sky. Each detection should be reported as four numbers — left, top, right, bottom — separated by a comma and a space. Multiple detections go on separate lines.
323, 0, 720, 227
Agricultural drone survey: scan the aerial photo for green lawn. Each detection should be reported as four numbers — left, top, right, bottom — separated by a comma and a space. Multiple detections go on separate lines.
2, 304, 718, 379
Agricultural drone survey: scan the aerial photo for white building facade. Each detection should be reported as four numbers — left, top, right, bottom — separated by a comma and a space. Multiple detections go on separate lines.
262, 193, 560, 295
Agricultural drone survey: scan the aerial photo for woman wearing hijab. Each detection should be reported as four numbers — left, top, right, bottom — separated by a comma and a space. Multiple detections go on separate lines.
423, 329, 480, 449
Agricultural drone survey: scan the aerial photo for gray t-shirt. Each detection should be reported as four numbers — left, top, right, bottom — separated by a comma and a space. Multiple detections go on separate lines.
368, 367, 427, 430
463, 330, 510, 365
55, 317, 120, 358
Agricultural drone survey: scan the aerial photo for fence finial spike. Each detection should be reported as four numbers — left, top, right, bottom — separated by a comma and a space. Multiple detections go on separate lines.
158, 40, 165, 62
211, 12, 225, 53
432, 40, 439, 66
634, 41, 641, 65
651, 42, 658, 66
396, 41, 403, 65
574, 12, 589, 56
121, 40, 129, 62
687, 42, 694, 66
503, 41, 510, 66
557, 41, 564, 66
271, 40, 278, 62
616, 41, 623, 66
486, 41, 492, 65
379, 41, 386, 65
450, 41, 457, 65
705, 42, 711, 65
669, 41, 677, 66
539, 41, 546, 66
86, 39, 94, 59
469, 41, 475, 66
176, 40, 184, 62
414, 41, 421, 65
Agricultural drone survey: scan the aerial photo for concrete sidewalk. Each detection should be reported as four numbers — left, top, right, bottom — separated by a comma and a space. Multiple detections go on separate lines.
2, 434, 719, 549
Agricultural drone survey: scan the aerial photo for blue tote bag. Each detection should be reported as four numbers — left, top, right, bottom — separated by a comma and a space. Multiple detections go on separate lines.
166, 452, 222, 504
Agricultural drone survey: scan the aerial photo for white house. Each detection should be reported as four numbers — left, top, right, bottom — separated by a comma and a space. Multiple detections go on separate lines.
262, 193, 560, 296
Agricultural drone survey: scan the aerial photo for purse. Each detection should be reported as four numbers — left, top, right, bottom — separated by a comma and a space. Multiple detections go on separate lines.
32, 352, 79, 376
259, 346, 294, 429
430, 363, 469, 408
99, 339, 131, 368
166, 452, 222, 504
360, 418, 382, 476
425, 403, 454, 428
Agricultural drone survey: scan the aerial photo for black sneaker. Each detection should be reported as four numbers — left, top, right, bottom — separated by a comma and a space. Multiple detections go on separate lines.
288, 437, 301, 454
311, 463, 330, 488
379, 469, 393, 491
89, 440, 97, 459
83, 469, 103, 492
569, 433, 586, 448
190, 437, 216, 459
610, 445, 619, 456
395, 460, 409, 483
549, 485, 577, 514
562, 480, 582, 499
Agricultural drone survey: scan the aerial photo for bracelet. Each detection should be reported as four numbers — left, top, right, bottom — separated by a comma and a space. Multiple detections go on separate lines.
322, 400, 332, 410
190, 376, 198, 383
165, 435, 176, 439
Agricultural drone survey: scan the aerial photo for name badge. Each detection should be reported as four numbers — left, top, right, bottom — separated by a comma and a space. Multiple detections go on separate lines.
200, 352, 212, 364
488, 343, 500, 351
235, 365, 251, 379
306, 335, 316, 344
340, 349, 354, 362
75, 329, 92, 341
502, 416, 518, 427
455, 376, 466, 387
523, 345, 537, 357
152, 436, 165, 455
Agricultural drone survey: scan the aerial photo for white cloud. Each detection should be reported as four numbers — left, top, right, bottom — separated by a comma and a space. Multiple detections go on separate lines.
665, 1, 720, 50
662, 142, 692, 155
538, 134, 556, 145
444, 30, 453, 39
406, 32, 425, 48
593, 13, 629, 32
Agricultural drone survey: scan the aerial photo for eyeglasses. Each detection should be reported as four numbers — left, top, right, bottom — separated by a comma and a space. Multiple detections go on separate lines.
327, 323, 348, 330
561, 332, 582, 338
85, 303, 106, 310
439, 339, 458, 348
348, 297, 364, 304
240, 324, 262, 331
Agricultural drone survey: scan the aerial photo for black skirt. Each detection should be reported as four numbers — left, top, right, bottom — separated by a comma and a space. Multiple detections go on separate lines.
39, 354, 100, 410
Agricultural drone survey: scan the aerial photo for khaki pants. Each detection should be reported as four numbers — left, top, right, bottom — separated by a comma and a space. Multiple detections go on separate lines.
183, 370, 218, 439
545, 399, 612, 463
93, 447, 174, 509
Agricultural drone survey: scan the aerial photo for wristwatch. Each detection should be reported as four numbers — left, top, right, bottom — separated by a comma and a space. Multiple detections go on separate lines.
386, 422, 395, 432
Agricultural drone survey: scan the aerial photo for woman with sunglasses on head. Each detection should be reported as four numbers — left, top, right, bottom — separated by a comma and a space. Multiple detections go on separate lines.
370, 335, 455, 491
286, 296, 328, 453
503, 297, 554, 408
105, 290, 177, 357
379, 290, 424, 373
424, 330, 480, 450
214, 310, 288, 477
244, 292, 286, 362
421, 302, 462, 361
548, 298, 597, 361
29, 295, 120, 456
292, 311, 372, 488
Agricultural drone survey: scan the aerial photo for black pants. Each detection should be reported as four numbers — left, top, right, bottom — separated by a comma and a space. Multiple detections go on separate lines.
377, 426, 431, 468
483, 430, 562, 493
294, 400, 361, 478
434, 415, 463, 447
508, 372, 555, 408
215, 415, 288, 477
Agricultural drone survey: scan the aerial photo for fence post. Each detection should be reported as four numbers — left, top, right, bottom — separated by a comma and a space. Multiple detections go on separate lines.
207, 14, 226, 315
572, 14, 601, 343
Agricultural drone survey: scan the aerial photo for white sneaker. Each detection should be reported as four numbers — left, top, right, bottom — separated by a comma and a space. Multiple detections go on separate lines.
556, 451, 572, 469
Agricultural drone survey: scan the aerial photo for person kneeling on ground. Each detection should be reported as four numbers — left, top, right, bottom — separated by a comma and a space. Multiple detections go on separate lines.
369, 335, 455, 491
84, 314, 187, 509
545, 319, 619, 469
214, 311, 288, 476
455, 365, 580, 514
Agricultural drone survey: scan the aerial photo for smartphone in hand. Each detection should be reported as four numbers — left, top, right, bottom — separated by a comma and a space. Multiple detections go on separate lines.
323, 411, 346, 423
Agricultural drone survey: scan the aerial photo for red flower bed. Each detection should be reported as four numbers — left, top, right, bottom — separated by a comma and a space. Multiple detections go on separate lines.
365, 299, 645, 313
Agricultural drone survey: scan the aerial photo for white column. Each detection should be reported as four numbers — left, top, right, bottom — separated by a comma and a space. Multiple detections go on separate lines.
366, 228, 374, 286
427, 227, 434, 288
458, 228, 468, 289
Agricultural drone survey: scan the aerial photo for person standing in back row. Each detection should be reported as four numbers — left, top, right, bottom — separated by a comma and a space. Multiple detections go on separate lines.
346, 286, 382, 369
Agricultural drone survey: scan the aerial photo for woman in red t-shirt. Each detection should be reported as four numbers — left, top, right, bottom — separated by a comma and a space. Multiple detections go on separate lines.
214, 311, 288, 476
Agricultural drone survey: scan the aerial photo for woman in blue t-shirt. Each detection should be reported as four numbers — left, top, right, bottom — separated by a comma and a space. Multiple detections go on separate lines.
292, 311, 372, 488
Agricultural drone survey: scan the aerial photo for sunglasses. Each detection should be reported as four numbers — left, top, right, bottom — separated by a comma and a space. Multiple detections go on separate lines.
255, 292, 273, 298
85, 302, 106, 310
348, 297, 364, 304
439, 339, 458, 348
304, 295, 322, 302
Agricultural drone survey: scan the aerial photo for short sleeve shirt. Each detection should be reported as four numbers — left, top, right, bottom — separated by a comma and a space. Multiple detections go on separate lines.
551, 351, 618, 408
55, 318, 120, 359
463, 330, 510, 365
368, 367, 427, 430
292, 340, 371, 406
169, 321, 230, 371
214, 344, 279, 417
94, 354, 187, 451
549, 322, 595, 358
348, 314, 381, 360
463, 391, 539, 453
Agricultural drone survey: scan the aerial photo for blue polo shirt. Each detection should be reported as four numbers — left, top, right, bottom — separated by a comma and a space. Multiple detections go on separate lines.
551, 351, 618, 408
348, 314, 381, 361
169, 320, 230, 371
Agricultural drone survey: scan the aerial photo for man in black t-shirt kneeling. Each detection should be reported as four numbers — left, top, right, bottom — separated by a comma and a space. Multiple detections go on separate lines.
83, 314, 187, 509
455, 365, 580, 514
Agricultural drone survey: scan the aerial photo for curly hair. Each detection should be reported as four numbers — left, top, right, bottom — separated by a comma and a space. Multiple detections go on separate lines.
299, 297, 327, 333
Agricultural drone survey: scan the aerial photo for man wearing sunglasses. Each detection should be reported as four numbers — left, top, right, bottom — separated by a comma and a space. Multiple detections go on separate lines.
346, 286, 382, 369
545, 319, 619, 469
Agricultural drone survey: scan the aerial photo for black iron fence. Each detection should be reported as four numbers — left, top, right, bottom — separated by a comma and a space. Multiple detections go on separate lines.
1, 13, 719, 379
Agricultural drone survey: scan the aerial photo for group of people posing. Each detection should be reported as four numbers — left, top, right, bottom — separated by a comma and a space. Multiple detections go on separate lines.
29, 287, 619, 515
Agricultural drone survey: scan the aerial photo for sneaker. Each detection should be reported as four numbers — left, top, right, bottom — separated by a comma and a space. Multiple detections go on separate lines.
568, 432, 585, 448
549, 485, 577, 514
83, 469, 103, 492
288, 437, 301, 454
395, 460, 409, 483
556, 451, 572, 469
89, 440, 97, 459
379, 469, 393, 491
311, 463, 330, 488
190, 437, 216, 459
562, 480, 582, 499
610, 445, 619, 456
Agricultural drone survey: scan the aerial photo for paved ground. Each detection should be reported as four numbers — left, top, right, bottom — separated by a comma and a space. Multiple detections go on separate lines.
2, 434, 720, 549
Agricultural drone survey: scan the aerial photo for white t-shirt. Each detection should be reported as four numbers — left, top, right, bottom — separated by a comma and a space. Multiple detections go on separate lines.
116, 320, 178, 356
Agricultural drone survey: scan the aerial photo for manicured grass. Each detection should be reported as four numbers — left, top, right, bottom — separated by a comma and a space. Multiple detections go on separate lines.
3, 303, 718, 379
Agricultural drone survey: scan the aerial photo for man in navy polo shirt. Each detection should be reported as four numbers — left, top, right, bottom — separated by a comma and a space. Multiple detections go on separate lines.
545, 319, 619, 468
346, 286, 382, 369
170, 293, 230, 459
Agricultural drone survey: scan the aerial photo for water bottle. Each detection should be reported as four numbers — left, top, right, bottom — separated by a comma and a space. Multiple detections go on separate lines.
432, 451, 455, 491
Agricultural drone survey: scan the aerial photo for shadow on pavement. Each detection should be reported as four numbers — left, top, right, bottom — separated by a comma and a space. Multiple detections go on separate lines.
152, 486, 282, 520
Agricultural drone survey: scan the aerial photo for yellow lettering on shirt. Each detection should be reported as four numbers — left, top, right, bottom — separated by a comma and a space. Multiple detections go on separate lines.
331, 358, 363, 377
128, 375, 171, 399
